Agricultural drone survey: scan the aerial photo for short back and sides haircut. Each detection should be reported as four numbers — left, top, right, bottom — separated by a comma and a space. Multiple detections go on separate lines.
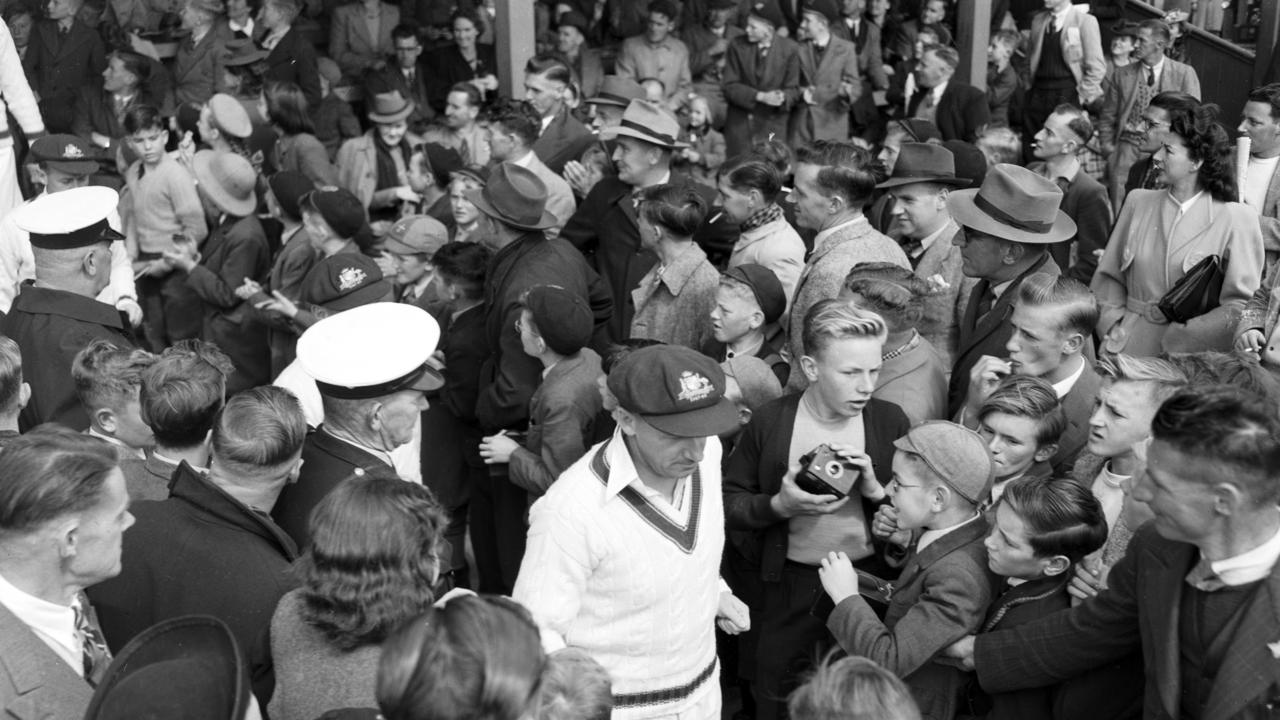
718, 155, 783, 204
1013, 272, 1100, 339
977, 375, 1068, 448
636, 182, 709, 237
0, 426, 119, 535
72, 339, 157, 413
998, 475, 1108, 562
794, 140, 878, 210
534, 648, 613, 720
802, 299, 888, 357
209, 385, 307, 474
140, 340, 234, 448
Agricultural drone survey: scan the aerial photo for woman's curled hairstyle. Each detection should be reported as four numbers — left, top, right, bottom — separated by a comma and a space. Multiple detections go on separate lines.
377, 594, 548, 720
1167, 103, 1236, 203
841, 262, 932, 332
297, 472, 448, 650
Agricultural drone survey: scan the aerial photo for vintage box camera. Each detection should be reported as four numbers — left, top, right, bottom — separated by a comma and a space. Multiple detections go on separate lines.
795, 444, 860, 499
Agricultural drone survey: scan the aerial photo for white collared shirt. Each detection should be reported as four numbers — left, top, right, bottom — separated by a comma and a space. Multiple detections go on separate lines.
512, 149, 535, 168
0, 571, 83, 676
1050, 354, 1087, 398
229, 16, 254, 36
1206, 516, 1280, 586
1142, 56, 1165, 87
917, 512, 981, 552
1050, 3, 1071, 31
604, 429, 691, 523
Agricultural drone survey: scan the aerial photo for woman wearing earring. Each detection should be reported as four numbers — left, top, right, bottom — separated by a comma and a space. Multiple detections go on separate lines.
1092, 103, 1264, 356
717, 155, 805, 305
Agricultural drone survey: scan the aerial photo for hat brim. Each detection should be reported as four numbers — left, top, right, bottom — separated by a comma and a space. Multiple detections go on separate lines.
320, 278, 395, 312
585, 94, 631, 108
192, 153, 257, 217
409, 364, 444, 392
465, 188, 558, 231
368, 104, 415, 124
641, 397, 741, 438
600, 125, 690, 149
876, 174, 972, 189
947, 189, 1077, 245
383, 236, 442, 256
44, 159, 100, 175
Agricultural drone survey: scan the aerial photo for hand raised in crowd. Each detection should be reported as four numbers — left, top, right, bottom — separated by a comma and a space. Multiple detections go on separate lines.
716, 590, 751, 635
254, 290, 299, 319
479, 431, 520, 464
871, 505, 912, 549
817, 550, 859, 605
1235, 328, 1265, 354
563, 159, 603, 198
965, 355, 1013, 414
770, 462, 849, 518
1068, 555, 1109, 605
161, 244, 199, 273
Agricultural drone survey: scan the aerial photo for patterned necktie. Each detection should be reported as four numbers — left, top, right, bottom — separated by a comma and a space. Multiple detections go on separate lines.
974, 282, 996, 319
74, 601, 112, 686
1185, 558, 1227, 593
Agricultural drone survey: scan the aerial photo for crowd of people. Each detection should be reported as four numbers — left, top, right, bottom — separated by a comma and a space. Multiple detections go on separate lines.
0, 0, 1279, 718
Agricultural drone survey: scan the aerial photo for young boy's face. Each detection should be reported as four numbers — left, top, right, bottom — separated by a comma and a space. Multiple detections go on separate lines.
888, 452, 940, 531
979, 411, 1047, 481
987, 40, 1012, 65
710, 284, 762, 344
112, 393, 155, 450
985, 501, 1054, 580
128, 126, 168, 166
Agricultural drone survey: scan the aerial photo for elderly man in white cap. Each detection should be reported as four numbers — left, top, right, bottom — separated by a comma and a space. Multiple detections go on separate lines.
0, 186, 137, 432
270, 302, 443, 547
561, 99, 719, 343
515, 345, 750, 720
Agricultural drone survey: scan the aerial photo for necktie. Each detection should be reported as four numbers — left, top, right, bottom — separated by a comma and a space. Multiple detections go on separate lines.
813, 43, 826, 66
1185, 557, 1226, 592
974, 282, 996, 319
1146, 65, 1155, 87
901, 236, 923, 268
74, 602, 112, 686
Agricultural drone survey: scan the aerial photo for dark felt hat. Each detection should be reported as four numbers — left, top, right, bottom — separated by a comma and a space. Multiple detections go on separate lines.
946, 164, 1076, 245
465, 163, 558, 231
723, 263, 786, 325
303, 187, 368, 239
875, 142, 970, 189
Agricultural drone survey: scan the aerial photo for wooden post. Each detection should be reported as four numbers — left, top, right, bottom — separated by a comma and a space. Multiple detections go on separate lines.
495, 0, 536, 100
1257, 0, 1280, 86
955, 0, 991, 90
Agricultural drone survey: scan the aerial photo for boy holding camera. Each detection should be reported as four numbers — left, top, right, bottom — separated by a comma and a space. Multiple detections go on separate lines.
962, 475, 1107, 719
817, 420, 1000, 720
723, 300, 910, 720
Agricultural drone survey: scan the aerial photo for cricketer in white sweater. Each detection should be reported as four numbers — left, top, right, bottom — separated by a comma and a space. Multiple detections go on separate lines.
514, 428, 726, 720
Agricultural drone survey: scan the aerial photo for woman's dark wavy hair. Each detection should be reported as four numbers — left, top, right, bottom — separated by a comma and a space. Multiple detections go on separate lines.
297, 471, 448, 650
1167, 103, 1236, 203
378, 595, 547, 720
264, 80, 315, 136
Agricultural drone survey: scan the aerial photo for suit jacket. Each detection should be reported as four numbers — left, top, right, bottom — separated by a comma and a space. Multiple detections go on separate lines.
1, 285, 135, 432
723, 393, 910, 582
531, 106, 594, 176
22, 19, 105, 105
264, 26, 322, 109
329, 1, 399, 78
831, 15, 889, 130
71, 86, 151, 166
1098, 58, 1201, 149
1027, 6, 1106, 106
722, 35, 802, 157
949, 253, 1062, 415
969, 575, 1072, 720
1053, 360, 1100, 475
0, 600, 94, 720
274, 132, 339, 187
789, 36, 860, 146
423, 43, 497, 113
828, 516, 999, 720
1029, 163, 1113, 285
119, 450, 180, 502
906, 81, 990, 142
682, 23, 743, 81
913, 222, 972, 368
172, 25, 228, 105
976, 523, 1280, 720
560, 174, 715, 343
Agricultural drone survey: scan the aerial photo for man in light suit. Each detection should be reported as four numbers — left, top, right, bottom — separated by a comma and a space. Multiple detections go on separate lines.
1235, 84, 1280, 272
171, 0, 228, 106
481, 99, 576, 237
905, 45, 989, 143
952, 384, 1280, 720
788, 0, 859, 146
945, 164, 1071, 416
0, 427, 132, 719
1024, 0, 1105, 146
1099, 19, 1201, 207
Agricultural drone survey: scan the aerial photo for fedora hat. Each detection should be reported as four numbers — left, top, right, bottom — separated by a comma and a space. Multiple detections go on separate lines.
587, 75, 646, 108
876, 143, 970, 189
193, 150, 257, 217
600, 99, 689, 149
947, 163, 1076, 245
368, 91, 415, 124
223, 38, 266, 67
465, 162, 557, 231
84, 616, 250, 720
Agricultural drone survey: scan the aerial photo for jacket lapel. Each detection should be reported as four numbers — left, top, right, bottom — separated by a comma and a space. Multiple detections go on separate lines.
1266, 162, 1280, 213
1202, 565, 1280, 719
1146, 539, 1196, 718
1165, 194, 1217, 260
897, 516, 989, 589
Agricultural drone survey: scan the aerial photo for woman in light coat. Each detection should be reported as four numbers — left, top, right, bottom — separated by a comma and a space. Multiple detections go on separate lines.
1092, 104, 1263, 356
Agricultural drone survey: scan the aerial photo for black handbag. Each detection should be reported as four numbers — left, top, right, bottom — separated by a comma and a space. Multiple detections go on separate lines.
1156, 251, 1228, 324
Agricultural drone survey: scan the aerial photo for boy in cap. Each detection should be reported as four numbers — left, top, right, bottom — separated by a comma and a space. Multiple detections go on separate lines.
0, 186, 138, 431
707, 263, 789, 387
818, 420, 1000, 720
964, 476, 1107, 720
479, 284, 603, 501
125, 104, 210, 349
384, 215, 450, 315
198, 94, 253, 156
0, 134, 139, 319
515, 344, 749, 720
72, 338, 157, 461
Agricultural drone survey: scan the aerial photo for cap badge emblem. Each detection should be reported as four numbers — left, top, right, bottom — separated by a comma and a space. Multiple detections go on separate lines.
337, 267, 366, 290
677, 371, 713, 403
63, 144, 84, 159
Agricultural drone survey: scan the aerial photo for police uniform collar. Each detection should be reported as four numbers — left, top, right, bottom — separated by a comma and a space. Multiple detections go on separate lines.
12, 284, 128, 331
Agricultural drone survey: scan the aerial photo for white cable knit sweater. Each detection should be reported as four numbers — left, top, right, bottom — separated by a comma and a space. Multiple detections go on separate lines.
514, 429, 725, 719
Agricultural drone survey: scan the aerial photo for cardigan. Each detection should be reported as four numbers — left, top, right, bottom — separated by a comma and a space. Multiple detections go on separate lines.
267, 589, 381, 720
722, 393, 910, 582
